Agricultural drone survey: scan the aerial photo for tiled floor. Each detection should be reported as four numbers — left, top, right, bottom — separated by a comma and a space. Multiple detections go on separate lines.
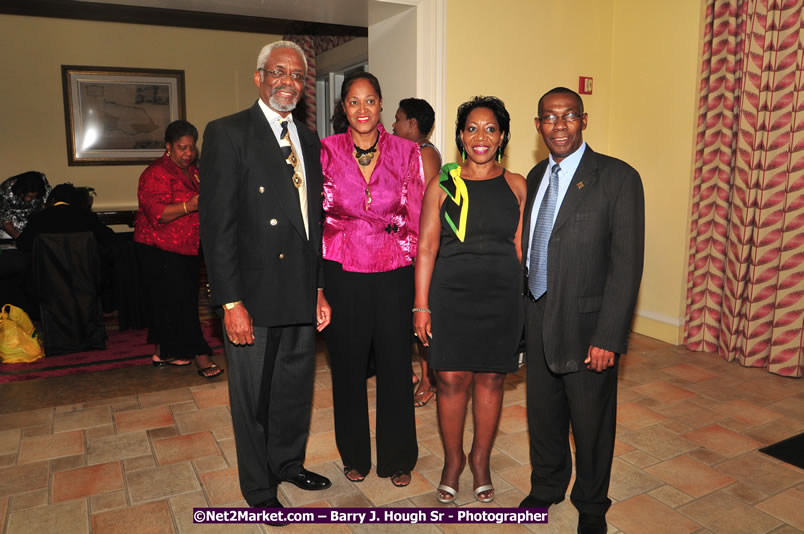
0, 334, 802, 533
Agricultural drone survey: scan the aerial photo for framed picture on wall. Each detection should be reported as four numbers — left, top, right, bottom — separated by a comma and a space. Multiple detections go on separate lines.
61, 66, 186, 165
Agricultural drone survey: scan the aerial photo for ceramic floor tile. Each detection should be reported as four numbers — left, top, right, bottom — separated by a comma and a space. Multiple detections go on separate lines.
0, 497, 8, 531
746, 418, 804, 446
0, 462, 50, 498
90, 490, 128, 513
713, 400, 784, 428
91, 500, 175, 534
647, 485, 694, 508
192, 387, 230, 409
715, 452, 804, 495
491, 430, 531, 464
661, 363, 720, 383
87, 431, 151, 465
153, 431, 220, 465
192, 454, 229, 473
52, 461, 124, 502
114, 405, 175, 433
0, 409, 53, 432
127, 462, 201, 504
53, 405, 112, 433
653, 400, 725, 429
616, 426, 699, 460
682, 424, 763, 458
17, 429, 83, 464
723, 481, 769, 504
173, 406, 231, 435
620, 450, 660, 468
681, 491, 782, 533
497, 405, 528, 434
756, 488, 804, 531
149, 426, 180, 441
303, 430, 342, 466
199, 466, 241, 505
645, 455, 735, 498
608, 494, 701, 534
617, 402, 668, 430
137, 387, 195, 408
608, 458, 664, 501
6, 499, 89, 534
124, 454, 157, 472
0, 429, 21, 456
765, 397, 804, 422
8, 489, 48, 512
52, 453, 86, 472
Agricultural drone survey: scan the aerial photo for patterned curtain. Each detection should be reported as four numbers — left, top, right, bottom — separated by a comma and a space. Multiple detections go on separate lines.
684, 0, 804, 377
283, 34, 357, 132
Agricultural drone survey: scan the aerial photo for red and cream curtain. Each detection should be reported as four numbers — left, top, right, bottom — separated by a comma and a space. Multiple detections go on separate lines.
283, 34, 357, 131
685, 0, 804, 377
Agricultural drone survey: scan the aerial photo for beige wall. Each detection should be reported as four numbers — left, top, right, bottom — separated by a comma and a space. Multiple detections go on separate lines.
447, 0, 704, 344
609, 0, 705, 343
0, 15, 280, 210
368, 7, 418, 128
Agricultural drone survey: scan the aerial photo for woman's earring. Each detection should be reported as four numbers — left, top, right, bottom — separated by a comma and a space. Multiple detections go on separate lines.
166, 151, 171, 157
496, 147, 502, 163
461, 148, 466, 161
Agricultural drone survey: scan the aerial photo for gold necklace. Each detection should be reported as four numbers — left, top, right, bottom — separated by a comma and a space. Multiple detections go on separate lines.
353, 132, 379, 167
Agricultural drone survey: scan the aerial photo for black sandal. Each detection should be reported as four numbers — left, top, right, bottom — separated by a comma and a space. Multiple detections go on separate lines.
390, 471, 411, 487
152, 356, 192, 367
196, 363, 224, 378
343, 466, 366, 482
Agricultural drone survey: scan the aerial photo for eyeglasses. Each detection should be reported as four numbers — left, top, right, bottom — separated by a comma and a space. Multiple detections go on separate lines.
538, 112, 584, 124
259, 68, 305, 82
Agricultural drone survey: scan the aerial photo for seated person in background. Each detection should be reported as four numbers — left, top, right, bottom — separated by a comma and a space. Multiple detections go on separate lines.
0, 171, 51, 239
16, 183, 115, 254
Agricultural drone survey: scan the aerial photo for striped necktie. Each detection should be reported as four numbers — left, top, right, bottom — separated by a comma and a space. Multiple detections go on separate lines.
278, 119, 308, 238
528, 163, 561, 299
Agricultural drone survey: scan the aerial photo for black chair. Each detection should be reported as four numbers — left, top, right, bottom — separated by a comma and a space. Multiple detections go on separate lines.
32, 232, 107, 355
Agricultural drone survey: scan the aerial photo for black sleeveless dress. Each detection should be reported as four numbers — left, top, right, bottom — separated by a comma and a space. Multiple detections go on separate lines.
428, 170, 524, 373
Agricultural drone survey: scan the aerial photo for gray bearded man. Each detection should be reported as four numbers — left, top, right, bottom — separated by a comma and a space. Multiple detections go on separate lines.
200, 41, 331, 520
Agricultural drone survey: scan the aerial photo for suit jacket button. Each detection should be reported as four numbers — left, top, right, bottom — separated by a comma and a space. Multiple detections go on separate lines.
269, 219, 278, 226
278, 253, 285, 259
259, 186, 265, 193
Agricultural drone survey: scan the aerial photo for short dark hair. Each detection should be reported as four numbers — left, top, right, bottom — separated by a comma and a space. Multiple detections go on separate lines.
10, 171, 47, 198
330, 100, 350, 134
398, 98, 435, 136
454, 96, 511, 156
537, 87, 584, 116
340, 71, 382, 102
165, 120, 198, 144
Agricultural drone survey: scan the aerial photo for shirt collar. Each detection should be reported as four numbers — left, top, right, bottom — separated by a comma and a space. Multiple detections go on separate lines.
257, 98, 294, 126
548, 141, 586, 178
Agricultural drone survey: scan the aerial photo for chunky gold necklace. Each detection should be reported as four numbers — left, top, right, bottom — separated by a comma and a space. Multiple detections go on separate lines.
353, 132, 379, 167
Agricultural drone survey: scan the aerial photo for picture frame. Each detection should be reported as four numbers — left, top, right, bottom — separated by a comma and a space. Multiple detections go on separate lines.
61, 65, 186, 166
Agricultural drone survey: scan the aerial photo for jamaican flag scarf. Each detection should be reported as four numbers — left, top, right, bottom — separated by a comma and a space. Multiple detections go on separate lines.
438, 162, 468, 242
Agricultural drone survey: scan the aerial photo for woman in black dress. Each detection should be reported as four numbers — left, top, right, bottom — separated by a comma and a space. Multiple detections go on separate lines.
414, 96, 526, 504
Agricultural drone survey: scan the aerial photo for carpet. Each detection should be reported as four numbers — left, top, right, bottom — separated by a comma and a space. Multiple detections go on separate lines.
0, 318, 223, 384
759, 433, 804, 470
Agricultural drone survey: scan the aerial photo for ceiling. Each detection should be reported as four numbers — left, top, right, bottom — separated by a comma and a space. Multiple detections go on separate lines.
75, 0, 413, 28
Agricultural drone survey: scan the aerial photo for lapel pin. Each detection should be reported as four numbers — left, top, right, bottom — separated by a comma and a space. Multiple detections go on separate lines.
576, 182, 584, 190
258, 186, 265, 193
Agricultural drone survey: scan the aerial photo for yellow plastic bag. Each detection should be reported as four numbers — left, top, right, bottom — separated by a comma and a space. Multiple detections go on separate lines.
0, 304, 44, 363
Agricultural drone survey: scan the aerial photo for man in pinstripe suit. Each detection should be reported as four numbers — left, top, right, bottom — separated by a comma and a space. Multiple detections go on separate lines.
519, 87, 645, 534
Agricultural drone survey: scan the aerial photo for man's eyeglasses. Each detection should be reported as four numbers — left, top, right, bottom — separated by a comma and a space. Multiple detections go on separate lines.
538, 112, 584, 124
259, 68, 305, 82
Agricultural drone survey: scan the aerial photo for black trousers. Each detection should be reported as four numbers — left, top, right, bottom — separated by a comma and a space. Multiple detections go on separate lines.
135, 243, 211, 359
226, 323, 316, 505
524, 296, 618, 516
323, 261, 418, 477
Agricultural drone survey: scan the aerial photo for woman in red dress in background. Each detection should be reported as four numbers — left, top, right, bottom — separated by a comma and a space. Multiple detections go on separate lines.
134, 120, 222, 378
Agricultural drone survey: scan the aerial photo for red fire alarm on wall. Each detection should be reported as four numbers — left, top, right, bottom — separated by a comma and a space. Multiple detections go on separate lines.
579, 76, 593, 95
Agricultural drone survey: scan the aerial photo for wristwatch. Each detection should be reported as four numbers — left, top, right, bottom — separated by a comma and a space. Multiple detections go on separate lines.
223, 301, 241, 310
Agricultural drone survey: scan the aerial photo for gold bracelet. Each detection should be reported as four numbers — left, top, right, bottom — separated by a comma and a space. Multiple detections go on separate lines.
183, 201, 188, 214
412, 307, 431, 314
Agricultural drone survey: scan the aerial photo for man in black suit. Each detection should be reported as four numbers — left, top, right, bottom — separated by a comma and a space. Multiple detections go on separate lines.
519, 87, 644, 534
200, 41, 332, 512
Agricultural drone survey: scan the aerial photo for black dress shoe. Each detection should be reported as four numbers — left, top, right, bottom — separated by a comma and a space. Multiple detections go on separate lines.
284, 468, 332, 491
252, 498, 287, 526
577, 513, 607, 534
519, 494, 565, 508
